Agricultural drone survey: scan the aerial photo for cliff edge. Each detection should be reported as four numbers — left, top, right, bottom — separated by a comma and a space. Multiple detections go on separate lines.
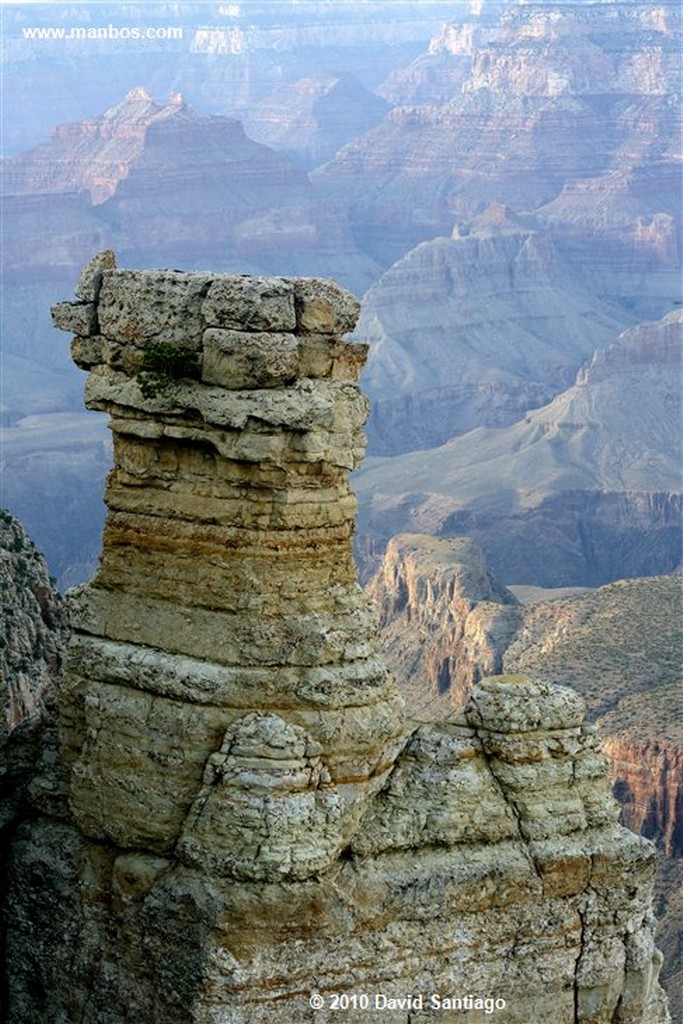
1, 256, 669, 1022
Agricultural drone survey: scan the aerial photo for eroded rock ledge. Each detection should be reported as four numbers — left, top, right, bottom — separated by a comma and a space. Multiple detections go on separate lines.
2, 258, 669, 1022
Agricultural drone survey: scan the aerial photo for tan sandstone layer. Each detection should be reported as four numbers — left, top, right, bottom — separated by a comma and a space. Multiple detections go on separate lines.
1, 256, 670, 1023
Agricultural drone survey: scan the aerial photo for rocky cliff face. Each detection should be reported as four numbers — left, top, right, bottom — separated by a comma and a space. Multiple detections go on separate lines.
366, 534, 521, 712
0, 260, 670, 1023
367, 538, 681, 1017
371, 543, 682, 863
0, 511, 64, 993
368, 546, 681, 721
0, 511, 64, 735
603, 736, 682, 860
509, 577, 683, 1018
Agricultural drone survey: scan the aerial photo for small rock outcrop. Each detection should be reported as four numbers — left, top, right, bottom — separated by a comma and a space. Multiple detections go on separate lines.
1, 259, 670, 1022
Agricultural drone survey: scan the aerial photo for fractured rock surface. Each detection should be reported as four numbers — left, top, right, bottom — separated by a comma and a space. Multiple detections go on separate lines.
1, 258, 670, 1022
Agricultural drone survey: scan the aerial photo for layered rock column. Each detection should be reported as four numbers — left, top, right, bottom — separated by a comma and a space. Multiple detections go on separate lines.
51, 256, 404, 878
6, 256, 667, 1023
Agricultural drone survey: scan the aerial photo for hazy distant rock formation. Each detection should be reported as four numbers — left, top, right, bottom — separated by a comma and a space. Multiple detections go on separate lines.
1, 2, 449, 157
97, 102, 326, 271
342, 4, 681, 473
2, 87, 346, 276
355, 213, 629, 454
3, 87, 193, 203
535, 164, 681, 315
355, 309, 683, 587
245, 73, 389, 168
343, 2, 681, 460
0, 261, 670, 1023
317, 2, 681, 267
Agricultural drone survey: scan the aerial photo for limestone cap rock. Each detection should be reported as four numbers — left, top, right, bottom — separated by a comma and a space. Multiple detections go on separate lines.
468, 673, 587, 733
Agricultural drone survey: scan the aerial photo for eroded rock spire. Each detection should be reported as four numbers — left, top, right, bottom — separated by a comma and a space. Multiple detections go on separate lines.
1, 257, 669, 1023
52, 256, 405, 878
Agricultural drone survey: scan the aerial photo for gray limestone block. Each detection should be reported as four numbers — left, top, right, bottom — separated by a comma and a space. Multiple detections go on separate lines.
71, 335, 105, 370
512, 793, 588, 839
68, 587, 378, 670
352, 731, 521, 857
468, 674, 586, 734
297, 334, 335, 377
293, 278, 361, 335
202, 329, 299, 389
51, 301, 98, 336
66, 635, 283, 708
97, 269, 214, 347
101, 338, 146, 373
202, 276, 296, 332
477, 727, 584, 766
74, 249, 116, 301
297, 335, 369, 381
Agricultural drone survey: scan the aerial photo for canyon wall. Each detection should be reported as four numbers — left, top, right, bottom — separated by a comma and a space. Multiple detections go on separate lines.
367, 537, 682, 1015
366, 534, 521, 712
1, 259, 670, 1023
604, 736, 682, 859
355, 310, 682, 588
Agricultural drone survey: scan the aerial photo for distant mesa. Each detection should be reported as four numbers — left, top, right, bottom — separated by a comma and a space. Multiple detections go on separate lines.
126, 86, 152, 102
3, 89, 219, 204
0, 89, 331, 278
244, 72, 389, 169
